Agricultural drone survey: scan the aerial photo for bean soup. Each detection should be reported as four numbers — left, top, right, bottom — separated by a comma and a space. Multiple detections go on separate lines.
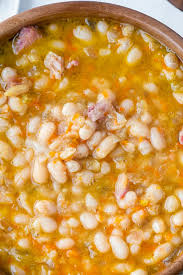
0, 17, 182, 275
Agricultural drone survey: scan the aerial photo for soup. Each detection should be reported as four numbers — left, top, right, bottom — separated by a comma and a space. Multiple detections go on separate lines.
0, 17, 182, 275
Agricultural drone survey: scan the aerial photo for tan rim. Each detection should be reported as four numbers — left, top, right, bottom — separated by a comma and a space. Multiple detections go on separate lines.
0, 2, 183, 274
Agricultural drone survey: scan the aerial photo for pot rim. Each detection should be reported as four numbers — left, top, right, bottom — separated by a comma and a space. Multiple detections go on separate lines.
0, 2, 183, 274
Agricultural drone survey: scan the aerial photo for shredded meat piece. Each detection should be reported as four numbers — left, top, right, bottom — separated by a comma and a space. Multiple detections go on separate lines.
44, 51, 65, 80
12, 26, 42, 55
66, 59, 79, 69
88, 100, 111, 121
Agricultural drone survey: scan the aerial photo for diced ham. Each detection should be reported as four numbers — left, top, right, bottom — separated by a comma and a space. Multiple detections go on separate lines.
66, 59, 79, 69
179, 128, 183, 145
44, 51, 64, 79
13, 26, 42, 55
88, 100, 111, 122
115, 173, 128, 201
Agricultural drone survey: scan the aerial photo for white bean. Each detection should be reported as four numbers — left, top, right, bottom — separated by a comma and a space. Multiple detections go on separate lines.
97, 89, 115, 102
153, 243, 172, 261
8, 96, 27, 115
145, 184, 164, 204
14, 214, 30, 225
34, 200, 57, 216
86, 159, 100, 172
101, 161, 111, 175
119, 216, 131, 231
79, 119, 96, 140
175, 189, 183, 206
152, 218, 166, 233
129, 120, 149, 138
94, 232, 110, 253
80, 212, 98, 230
109, 235, 129, 259
17, 192, 32, 215
103, 204, 117, 215
48, 159, 67, 184
130, 269, 147, 275
99, 48, 111, 56
127, 47, 142, 65
121, 24, 134, 36
73, 26, 92, 41
87, 131, 106, 150
85, 193, 98, 211
39, 216, 57, 233
141, 112, 152, 124
107, 28, 120, 43
74, 170, 94, 186
28, 116, 41, 134
56, 238, 75, 249
18, 238, 30, 249
172, 210, 183, 226
62, 102, 79, 117
130, 244, 140, 255
58, 77, 69, 90
60, 147, 76, 160
6, 125, 24, 148
34, 74, 49, 90
120, 99, 134, 114
97, 21, 108, 34
10, 264, 25, 275
48, 23, 58, 32
66, 160, 81, 173
93, 134, 119, 159
32, 155, 48, 184
74, 143, 89, 159
150, 127, 166, 151
126, 230, 144, 245
59, 220, 69, 235
0, 140, 13, 160
164, 195, 179, 213
1, 67, 17, 82
143, 82, 159, 94
37, 122, 56, 145
138, 140, 152, 155
72, 185, 82, 195
12, 152, 27, 167
113, 263, 132, 273
14, 167, 30, 187
50, 39, 65, 50
118, 191, 137, 209
117, 38, 132, 54
0, 118, 10, 132
164, 52, 179, 69
173, 92, 183, 104
67, 218, 79, 228
0, 91, 7, 106
132, 210, 145, 225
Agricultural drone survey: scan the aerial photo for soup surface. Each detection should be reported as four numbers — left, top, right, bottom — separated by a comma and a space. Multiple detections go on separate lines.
0, 17, 182, 275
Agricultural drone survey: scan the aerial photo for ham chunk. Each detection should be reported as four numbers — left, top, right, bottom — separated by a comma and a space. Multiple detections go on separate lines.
44, 51, 64, 79
88, 100, 111, 122
13, 26, 42, 55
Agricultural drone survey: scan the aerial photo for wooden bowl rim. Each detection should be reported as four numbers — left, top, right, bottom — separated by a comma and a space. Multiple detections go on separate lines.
0, 2, 183, 274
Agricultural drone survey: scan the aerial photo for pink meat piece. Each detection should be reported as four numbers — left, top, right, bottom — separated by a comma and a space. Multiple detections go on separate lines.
179, 129, 183, 145
13, 26, 42, 55
66, 59, 79, 69
115, 174, 128, 202
44, 52, 65, 80
88, 100, 111, 121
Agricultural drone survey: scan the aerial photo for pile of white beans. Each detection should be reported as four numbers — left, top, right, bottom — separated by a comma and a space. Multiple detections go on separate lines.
0, 18, 182, 275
